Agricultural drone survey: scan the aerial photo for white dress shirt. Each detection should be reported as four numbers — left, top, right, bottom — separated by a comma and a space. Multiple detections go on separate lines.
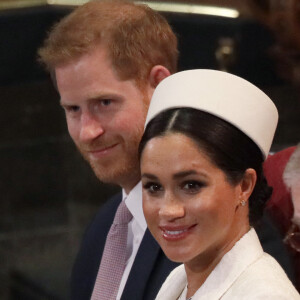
116, 182, 147, 300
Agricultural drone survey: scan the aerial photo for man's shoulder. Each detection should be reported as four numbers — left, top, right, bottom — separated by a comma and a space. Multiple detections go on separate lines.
73, 192, 122, 249
86, 191, 122, 232
95, 192, 122, 216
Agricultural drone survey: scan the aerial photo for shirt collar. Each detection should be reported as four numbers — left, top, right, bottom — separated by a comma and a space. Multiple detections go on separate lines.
122, 182, 147, 230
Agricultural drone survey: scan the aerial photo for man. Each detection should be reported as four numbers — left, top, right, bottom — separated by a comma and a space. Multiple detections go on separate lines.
38, 1, 179, 299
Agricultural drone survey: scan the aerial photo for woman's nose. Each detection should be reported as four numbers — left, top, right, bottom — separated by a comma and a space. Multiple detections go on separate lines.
159, 193, 185, 221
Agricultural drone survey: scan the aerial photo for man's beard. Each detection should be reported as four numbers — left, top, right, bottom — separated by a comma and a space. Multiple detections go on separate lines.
76, 91, 149, 188
77, 120, 144, 187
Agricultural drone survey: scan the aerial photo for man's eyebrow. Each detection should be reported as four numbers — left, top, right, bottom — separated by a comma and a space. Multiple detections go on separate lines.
60, 99, 74, 107
60, 93, 122, 106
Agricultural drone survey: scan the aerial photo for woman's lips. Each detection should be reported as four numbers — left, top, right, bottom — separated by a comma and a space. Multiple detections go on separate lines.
160, 224, 196, 241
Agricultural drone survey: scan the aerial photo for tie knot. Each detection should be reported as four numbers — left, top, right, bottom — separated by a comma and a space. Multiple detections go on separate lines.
114, 201, 132, 225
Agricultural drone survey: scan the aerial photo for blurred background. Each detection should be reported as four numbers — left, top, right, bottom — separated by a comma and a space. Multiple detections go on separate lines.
0, 0, 299, 299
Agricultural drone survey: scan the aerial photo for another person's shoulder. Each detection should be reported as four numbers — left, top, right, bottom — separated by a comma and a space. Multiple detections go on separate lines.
264, 146, 296, 233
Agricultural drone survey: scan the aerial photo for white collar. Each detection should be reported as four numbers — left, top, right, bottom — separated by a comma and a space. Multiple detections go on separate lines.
192, 228, 263, 299
156, 228, 264, 300
122, 182, 147, 230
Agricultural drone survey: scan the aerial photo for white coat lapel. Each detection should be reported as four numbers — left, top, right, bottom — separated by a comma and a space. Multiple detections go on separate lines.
192, 229, 264, 300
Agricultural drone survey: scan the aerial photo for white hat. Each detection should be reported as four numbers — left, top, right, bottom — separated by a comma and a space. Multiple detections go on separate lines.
145, 69, 278, 159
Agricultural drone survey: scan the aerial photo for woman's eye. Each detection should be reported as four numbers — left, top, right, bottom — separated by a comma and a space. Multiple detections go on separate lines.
143, 182, 163, 194
182, 181, 203, 193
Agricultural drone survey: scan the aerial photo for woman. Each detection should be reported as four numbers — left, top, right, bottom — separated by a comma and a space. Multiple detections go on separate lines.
139, 70, 300, 299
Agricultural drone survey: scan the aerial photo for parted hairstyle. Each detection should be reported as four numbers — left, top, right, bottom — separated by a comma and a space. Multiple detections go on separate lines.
139, 108, 273, 225
38, 0, 178, 84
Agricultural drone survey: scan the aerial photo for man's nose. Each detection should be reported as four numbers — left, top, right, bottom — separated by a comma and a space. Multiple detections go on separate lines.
159, 192, 185, 221
79, 113, 104, 142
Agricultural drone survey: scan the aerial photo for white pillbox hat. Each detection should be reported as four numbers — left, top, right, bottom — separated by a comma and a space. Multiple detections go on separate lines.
145, 69, 278, 159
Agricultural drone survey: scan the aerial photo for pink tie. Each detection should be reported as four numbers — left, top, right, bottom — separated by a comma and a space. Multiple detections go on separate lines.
91, 201, 132, 300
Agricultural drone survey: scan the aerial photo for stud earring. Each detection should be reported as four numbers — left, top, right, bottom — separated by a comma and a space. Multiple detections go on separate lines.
240, 200, 247, 207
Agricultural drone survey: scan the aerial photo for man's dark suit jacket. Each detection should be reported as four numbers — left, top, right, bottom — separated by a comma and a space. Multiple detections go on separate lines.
71, 193, 179, 300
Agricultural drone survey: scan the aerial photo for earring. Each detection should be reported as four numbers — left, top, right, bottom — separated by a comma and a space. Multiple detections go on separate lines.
240, 200, 247, 207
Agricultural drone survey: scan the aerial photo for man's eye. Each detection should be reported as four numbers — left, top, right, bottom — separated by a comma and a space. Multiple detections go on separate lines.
100, 99, 112, 106
143, 182, 163, 194
63, 105, 80, 113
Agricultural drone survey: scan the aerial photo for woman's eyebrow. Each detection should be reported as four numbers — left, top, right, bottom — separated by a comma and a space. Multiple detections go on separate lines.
141, 173, 158, 180
173, 170, 207, 180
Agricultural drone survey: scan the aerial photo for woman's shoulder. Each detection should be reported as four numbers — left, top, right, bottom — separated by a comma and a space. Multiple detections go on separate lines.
222, 252, 300, 299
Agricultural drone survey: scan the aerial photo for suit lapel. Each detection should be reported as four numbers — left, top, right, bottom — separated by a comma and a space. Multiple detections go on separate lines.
121, 229, 161, 299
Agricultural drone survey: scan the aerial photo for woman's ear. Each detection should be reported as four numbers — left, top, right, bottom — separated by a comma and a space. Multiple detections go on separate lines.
239, 168, 257, 205
149, 65, 171, 88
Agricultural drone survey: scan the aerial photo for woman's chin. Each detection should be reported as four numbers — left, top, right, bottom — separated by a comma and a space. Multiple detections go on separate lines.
162, 247, 193, 264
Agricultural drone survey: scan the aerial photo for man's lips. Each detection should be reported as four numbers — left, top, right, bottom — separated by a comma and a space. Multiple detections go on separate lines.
159, 224, 196, 241
87, 143, 119, 158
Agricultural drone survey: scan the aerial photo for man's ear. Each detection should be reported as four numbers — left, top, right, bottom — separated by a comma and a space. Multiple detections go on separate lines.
239, 168, 257, 204
149, 65, 171, 88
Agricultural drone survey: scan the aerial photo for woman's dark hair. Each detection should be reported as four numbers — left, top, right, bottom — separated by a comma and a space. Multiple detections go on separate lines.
139, 108, 272, 225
